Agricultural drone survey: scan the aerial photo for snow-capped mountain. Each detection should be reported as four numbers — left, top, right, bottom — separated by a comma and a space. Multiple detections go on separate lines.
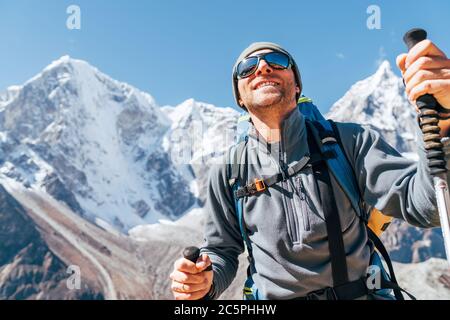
327, 60, 419, 157
0, 56, 195, 232
162, 99, 239, 202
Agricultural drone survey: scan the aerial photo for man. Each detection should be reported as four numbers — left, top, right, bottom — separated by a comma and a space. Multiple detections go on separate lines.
170, 40, 450, 300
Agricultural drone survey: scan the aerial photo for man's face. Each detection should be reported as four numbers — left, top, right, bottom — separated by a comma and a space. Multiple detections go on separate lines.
237, 49, 299, 110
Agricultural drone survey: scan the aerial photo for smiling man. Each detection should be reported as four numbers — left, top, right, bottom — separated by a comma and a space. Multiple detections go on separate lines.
170, 41, 450, 300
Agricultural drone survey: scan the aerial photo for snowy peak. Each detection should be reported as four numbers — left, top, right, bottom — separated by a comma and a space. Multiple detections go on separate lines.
327, 60, 419, 154
369, 60, 400, 92
17, 55, 159, 114
0, 56, 194, 232
160, 98, 238, 203
164, 98, 238, 129
26, 55, 97, 95
43, 55, 83, 71
374, 60, 395, 80
162, 98, 238, 163
39, 55, 111, 86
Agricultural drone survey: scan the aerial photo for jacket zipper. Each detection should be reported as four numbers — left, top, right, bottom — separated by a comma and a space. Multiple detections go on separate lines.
282, 179, 300, 244
280, 125, 302, 243
298, 177, 311, 231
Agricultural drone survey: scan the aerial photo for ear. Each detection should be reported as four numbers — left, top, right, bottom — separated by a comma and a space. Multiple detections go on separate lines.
295, 86, 300, 94
239, 99, 244, 107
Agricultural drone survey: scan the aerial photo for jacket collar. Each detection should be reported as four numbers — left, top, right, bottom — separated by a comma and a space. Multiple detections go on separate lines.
247, 107, 309, 165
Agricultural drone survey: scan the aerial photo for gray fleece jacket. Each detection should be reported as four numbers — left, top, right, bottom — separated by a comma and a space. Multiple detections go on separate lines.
201, 107, 445, 300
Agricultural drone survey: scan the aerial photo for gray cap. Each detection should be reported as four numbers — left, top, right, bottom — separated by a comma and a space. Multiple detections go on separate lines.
232, 42, 302, 110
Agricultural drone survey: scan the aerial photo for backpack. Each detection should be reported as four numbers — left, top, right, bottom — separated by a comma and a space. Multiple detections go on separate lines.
225, 96, 415, 300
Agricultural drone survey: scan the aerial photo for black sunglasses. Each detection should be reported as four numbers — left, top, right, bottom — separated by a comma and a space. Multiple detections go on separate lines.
235, 51, 291, 79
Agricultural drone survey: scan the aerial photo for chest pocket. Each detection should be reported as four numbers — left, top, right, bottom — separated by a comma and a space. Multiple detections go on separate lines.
291, 169, 358, 244
282, 170, 318, 245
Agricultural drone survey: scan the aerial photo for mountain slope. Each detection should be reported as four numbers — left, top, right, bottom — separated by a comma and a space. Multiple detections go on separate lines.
0, 183, 103, 299
327, 60, 419, 156
0, 56, 195, 232
162, 99, 239, 203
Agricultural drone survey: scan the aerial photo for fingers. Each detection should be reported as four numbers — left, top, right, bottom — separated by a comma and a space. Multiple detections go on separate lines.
403, 56, 450, 84
173, 254, 212, 274
396, 53, 408, 74
405, 68, 449, 98
170, 254, 214, 300
171, 279, 210, 295
169, 269, 205, 284
408, 79, 449, 103
196, 254, 212, 272
170, 267, 213, 300
172, 288, 211, 300
173, 257, 201, 274
405, 39, 447, 69
397, 41, 450, 108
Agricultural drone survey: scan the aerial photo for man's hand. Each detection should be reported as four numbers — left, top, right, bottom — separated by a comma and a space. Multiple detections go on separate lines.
396, 39, 450, 135
397, 39, 450, 108
170, 253, 213, 300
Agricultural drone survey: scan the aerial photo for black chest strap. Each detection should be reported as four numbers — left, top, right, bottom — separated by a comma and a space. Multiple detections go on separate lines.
306, 123, 350, 287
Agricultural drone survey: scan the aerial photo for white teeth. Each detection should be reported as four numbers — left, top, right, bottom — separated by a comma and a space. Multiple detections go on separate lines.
255, 81, 277, 89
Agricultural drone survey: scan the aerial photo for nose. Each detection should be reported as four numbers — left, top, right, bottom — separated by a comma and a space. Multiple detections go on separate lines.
255, 58, 273, 76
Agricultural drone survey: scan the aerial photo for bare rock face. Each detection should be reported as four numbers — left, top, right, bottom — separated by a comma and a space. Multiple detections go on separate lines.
145, 151, 195, 219
41, 172, 84, 216
381, 219, 446, 263
0, 184, 103, 299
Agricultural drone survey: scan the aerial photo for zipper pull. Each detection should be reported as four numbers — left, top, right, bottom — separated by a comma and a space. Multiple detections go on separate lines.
298, 178, 306, 200
280, 161, 289, 181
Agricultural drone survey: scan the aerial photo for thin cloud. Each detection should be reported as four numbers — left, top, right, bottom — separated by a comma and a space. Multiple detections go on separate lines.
375, 46, 387, 66
336, 52, 345, 60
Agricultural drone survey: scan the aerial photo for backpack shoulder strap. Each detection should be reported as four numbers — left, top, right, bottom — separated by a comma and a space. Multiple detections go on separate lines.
306, 124, 350, 287
306, 119, 368, 221
227, 138, 247, 187
225, 139, 255, 274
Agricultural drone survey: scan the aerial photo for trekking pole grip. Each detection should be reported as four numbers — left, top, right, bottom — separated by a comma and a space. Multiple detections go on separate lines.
403, 28, 446, 176
404, 28, 450, 267
183, 246, 213, 271
403, 28, 427, 51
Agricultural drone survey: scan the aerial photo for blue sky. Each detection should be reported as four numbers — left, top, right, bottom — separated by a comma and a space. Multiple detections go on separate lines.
0, 0, 449, 113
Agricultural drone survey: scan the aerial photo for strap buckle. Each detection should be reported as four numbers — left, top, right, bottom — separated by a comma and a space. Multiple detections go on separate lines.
252, 179, 266, 192
254, 178, 266, 192
247, 178, 266, 194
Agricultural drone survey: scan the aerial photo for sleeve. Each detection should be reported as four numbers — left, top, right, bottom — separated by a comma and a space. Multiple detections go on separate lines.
336, 121, 441, 228
199, 157, 245, 300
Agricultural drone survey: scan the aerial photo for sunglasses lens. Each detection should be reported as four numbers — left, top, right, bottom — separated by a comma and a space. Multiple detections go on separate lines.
265, 52, 290, 69
236, 52, 291, 79
237, 56, 259, 79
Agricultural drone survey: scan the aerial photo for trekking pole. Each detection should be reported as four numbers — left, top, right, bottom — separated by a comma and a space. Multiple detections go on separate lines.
403, 28, 450, 266
183, 246, 213, 270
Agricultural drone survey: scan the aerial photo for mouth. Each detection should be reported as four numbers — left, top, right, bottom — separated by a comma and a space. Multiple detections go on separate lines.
253, 80, 280, 90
